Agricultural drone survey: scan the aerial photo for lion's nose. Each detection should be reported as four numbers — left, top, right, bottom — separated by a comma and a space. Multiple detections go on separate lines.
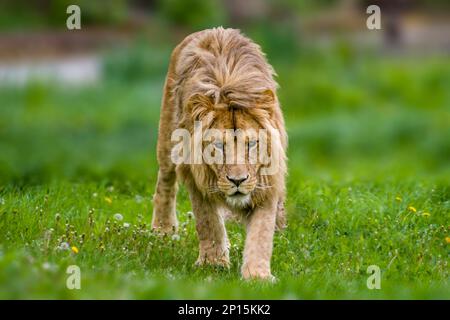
226, 175, 249, 187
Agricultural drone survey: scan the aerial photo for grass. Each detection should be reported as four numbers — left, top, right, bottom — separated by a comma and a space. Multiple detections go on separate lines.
0, 43, 449, 299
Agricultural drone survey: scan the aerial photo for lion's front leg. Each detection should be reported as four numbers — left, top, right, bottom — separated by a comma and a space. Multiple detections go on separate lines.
241, 199, 277, 281
190, 191, 230, 268
152, 168, 178, 234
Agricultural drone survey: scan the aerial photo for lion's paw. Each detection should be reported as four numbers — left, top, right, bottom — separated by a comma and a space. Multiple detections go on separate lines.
195, 254, 230, 269
151, 221, 178, 235
241, 265, 276, 282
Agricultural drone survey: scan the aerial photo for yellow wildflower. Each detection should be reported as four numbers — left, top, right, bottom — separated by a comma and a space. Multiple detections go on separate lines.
104, 197, 112, 204
422, 212, 430, 217
408, 206, 417, 213
71, 246, 79, 254
395, 196, 402, 202
445, 237, 450, 244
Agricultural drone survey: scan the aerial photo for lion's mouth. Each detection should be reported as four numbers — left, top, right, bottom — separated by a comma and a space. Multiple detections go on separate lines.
225, 191, 251, 208
230, 191, 246, 197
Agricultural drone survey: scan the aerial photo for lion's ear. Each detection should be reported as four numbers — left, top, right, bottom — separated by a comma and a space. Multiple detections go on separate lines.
257, 89, 275, 105
187, 93, 212, 110
187, 93, 214, 121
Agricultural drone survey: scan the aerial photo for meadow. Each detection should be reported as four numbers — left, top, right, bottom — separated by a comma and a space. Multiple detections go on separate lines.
0, 40, 449, 299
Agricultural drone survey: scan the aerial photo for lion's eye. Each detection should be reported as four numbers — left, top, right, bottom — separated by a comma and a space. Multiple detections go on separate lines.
248, 140, 257, 148
214, 141, 224, 150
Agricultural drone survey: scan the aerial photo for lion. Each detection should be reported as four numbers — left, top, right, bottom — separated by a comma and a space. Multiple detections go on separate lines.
151, 27, 287, 280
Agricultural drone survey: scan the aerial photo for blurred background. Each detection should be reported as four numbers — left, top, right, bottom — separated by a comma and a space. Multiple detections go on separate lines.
0, 0, 449, 186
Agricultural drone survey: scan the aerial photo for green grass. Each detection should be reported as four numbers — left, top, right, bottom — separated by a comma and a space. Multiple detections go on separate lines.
0, 44, 449, 299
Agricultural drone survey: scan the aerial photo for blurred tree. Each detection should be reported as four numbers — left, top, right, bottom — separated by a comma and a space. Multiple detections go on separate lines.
48, 0, 128, 26
223, 0, 269, 24
157, 0, 227, 29
0, 0, 129, 28
362, 0, 409, 47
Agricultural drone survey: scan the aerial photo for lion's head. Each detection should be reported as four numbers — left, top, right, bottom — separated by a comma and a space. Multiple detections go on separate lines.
205, 108, 264, 207
174, 91, 285, 209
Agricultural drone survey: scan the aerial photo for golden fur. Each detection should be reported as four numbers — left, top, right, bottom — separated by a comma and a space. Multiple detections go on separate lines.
152, 27, 287, 280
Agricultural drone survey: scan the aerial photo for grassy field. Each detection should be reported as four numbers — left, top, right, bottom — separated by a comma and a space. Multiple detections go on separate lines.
0, 43, 449, 299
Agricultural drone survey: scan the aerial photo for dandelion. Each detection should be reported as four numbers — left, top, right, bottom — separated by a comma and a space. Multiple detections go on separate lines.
135, 195, 143, 204
395, 196, 402, 202
104, 197, 112, 204
422, 212, 430, 217
42, 262, 54, 270
58, 242, 70, 251
123, 222, 130, 228
446, 237, 450, 244
171, 234, 180, 241
71, 246, 79, 254
407, 206, 417, 213
167, 273, 175, 280
113, 213, 123, 221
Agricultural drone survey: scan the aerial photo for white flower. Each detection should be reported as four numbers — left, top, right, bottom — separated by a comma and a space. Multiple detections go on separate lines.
0, 198, 5, 205
42, 262, 58, 271
171, 234, 180, 241
123, 222, 130, 228
135, 195, 143, 203
58, 242, 70, 251
187, 211, 194, 219
167, 273, 175, 280
92, 192, 98, 198
113, 213, 123, 221
42, 262, 51, 270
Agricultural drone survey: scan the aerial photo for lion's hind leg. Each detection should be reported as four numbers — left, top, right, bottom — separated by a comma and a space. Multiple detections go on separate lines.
275, 197, 286, 231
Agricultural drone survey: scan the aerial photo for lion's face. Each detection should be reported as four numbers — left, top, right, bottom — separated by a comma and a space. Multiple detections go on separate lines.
204, 109, 266, 207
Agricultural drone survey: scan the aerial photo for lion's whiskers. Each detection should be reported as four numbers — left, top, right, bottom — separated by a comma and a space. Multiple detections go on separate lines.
207, 187, 222, 194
